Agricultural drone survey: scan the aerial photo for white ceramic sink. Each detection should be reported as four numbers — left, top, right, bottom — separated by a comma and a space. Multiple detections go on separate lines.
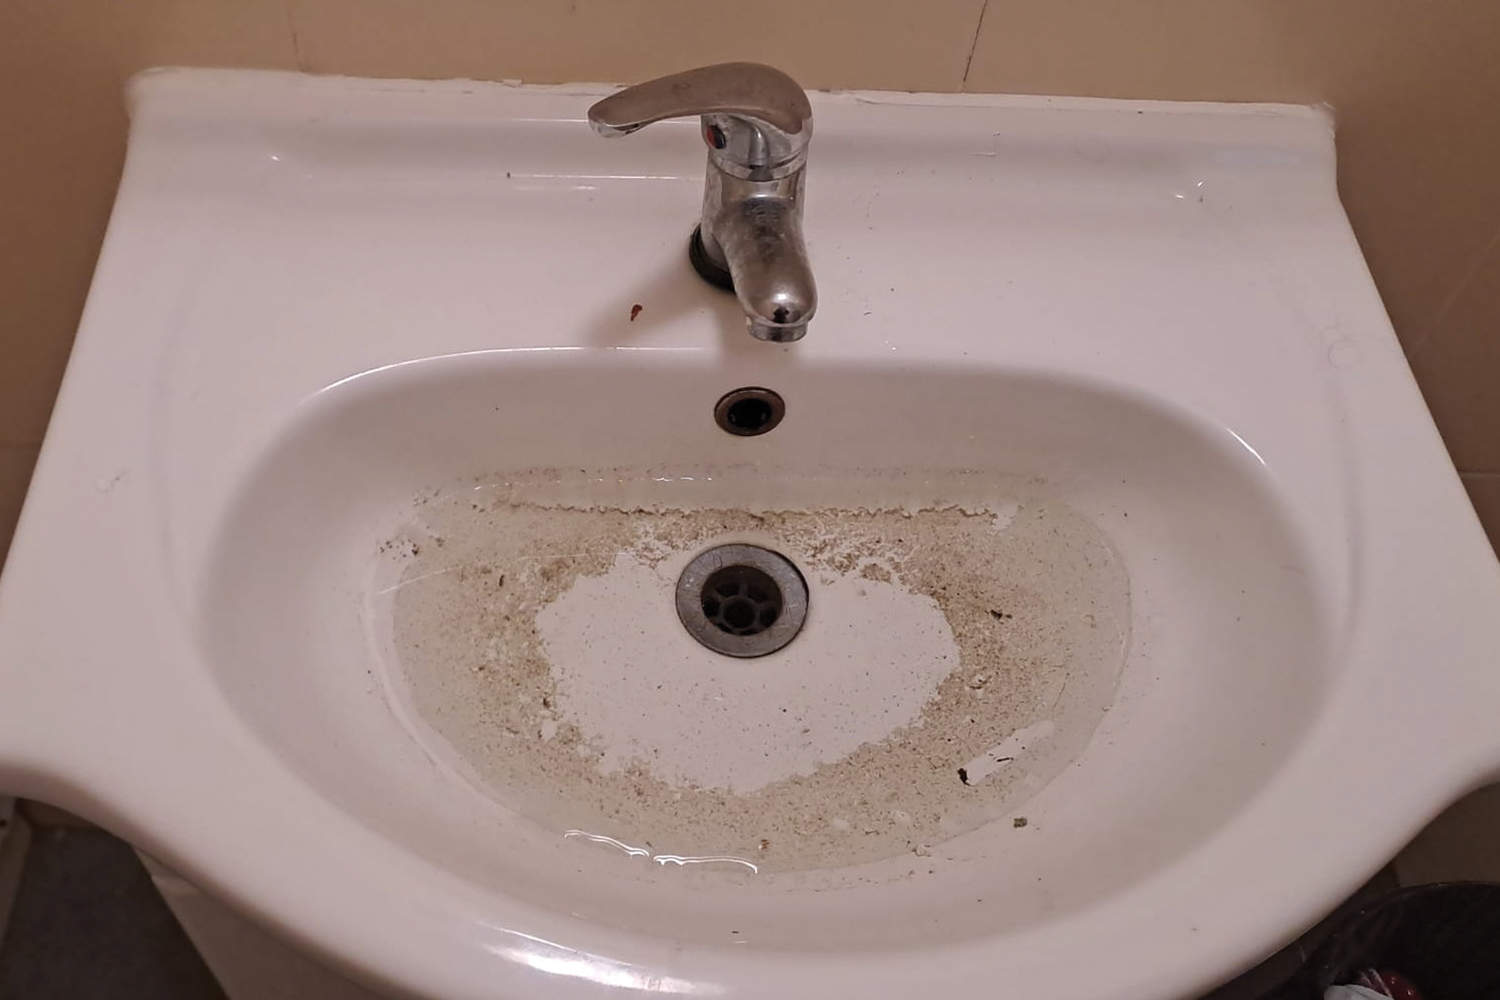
2, 70, 1498, 1000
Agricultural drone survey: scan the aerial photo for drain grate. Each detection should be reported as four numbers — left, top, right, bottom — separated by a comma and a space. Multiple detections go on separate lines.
701, 564, 783, 636
676, 544, 808, 657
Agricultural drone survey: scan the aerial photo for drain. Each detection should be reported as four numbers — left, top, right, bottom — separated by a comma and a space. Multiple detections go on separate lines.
701, 563, 785, 635
714, 387, 785, 437
676, 544, 808, 657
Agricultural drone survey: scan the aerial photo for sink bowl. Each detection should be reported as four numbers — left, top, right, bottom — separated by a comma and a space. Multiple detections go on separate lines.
2, 70, 1498, 1000
202, 354, 1321, 929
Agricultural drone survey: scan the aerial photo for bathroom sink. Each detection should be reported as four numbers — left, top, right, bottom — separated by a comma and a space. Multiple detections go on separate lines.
2, 70, 1498, 1000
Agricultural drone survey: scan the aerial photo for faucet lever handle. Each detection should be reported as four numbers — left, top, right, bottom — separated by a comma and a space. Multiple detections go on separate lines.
587, 62, 812, 145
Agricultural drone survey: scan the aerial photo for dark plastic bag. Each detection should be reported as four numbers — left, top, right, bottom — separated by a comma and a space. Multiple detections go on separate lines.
1286, 883, 1500, 999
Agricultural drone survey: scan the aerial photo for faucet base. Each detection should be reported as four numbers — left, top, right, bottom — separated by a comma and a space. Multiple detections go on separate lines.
688, 225, 735, 292
690, 230, 738, 296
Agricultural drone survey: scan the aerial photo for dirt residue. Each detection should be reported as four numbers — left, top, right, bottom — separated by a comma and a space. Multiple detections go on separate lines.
382, 489, 1128, 874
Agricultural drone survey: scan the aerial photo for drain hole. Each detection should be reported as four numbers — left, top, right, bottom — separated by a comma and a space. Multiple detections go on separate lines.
714, 387, 785, 437
729, 397, 773, 430
676, 543, 808, 658
723, 599, 757, 631
701, 565, 783, 637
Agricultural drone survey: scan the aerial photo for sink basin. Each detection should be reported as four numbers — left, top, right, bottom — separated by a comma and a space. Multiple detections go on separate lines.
2, 70, 1498, 1000
203, 354, 1318, 913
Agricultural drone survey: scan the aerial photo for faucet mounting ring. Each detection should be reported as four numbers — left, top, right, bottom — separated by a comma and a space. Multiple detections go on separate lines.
689, 225, 734, 292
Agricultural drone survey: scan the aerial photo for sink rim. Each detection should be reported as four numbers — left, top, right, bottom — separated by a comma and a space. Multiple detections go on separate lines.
0, 69, 1497, 1000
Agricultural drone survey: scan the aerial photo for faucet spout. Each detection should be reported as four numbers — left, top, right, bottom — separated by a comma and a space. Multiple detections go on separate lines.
712, 196, 815, 342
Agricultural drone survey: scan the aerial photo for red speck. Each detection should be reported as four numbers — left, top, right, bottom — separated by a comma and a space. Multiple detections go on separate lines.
630, 303, 643, 322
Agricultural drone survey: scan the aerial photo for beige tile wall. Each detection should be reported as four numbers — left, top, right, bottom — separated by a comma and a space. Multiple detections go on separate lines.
1, 0, 1499, 556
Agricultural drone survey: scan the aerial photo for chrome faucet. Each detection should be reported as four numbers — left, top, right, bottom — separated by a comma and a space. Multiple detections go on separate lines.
588, 63, 817, 342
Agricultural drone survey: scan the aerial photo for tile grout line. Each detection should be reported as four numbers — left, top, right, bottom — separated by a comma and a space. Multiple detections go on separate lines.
961, 0, 991, 91
283, 0, 307, 72
1405, 219, 1500, 359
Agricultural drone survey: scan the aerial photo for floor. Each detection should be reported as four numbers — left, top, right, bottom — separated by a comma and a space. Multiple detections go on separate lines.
1, 788, 1498, 1000
0, 819, 223, 1000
